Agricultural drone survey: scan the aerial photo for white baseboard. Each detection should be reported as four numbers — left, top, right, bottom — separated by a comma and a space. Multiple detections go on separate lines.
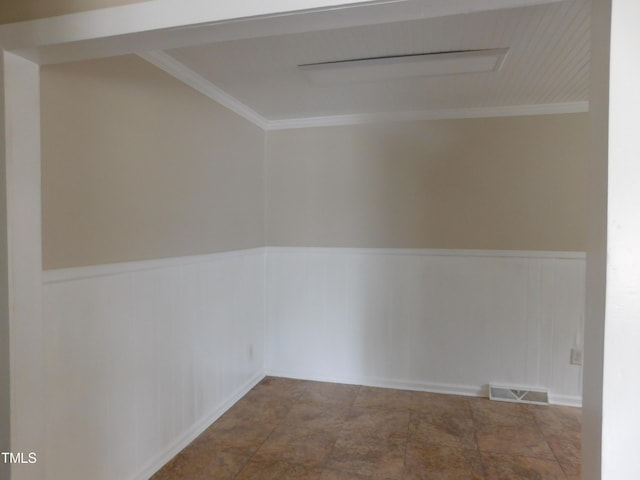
548, 394, 582, 408
264, 246, 586, 260
266, 369, 485, 397
265, 369, 581, 407
132, 371, 265, 480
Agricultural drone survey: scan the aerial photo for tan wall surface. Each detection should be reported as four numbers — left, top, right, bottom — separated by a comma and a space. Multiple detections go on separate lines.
41, 55, 264, 269
0, 0, 149, 24
266, 114, 588, 252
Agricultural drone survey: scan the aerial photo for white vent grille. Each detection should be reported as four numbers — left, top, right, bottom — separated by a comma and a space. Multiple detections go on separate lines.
489, 385, 549, 405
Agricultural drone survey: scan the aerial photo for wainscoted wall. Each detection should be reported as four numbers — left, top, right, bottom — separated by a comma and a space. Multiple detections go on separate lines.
265, 247, 585, 406
40, 246, 586, 480
266, 115, 588, 252
41, 249, 265, 480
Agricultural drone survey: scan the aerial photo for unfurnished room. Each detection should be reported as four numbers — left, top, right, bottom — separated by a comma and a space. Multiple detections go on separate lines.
0, 0, 638, 479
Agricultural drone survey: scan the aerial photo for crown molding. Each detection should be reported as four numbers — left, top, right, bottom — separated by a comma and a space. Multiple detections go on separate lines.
139, 51, 587, 132
138, 51, 269, 130
265, 102, 589, 130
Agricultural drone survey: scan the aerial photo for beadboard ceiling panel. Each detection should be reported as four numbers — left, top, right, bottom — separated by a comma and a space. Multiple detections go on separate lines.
165, 0, 589, 121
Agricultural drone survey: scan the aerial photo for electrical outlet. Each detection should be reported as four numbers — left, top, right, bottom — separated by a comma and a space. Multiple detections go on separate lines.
570, 347, 583, 366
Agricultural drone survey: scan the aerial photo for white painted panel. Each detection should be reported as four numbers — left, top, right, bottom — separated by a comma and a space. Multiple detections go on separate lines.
41, 246, 584, 480
0, 0, 567, 65
540, 258, 585, 404
602, 1, 640, 478
4, 52, 45, 480
42, 249, 265, 480
266, 247, 585, 405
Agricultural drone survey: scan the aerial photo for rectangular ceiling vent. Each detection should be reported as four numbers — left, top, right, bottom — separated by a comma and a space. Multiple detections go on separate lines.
298, 48, 509, 84
489, 384, 549, 405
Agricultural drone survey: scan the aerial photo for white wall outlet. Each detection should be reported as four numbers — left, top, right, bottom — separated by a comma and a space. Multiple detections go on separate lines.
570, 347, 583, 365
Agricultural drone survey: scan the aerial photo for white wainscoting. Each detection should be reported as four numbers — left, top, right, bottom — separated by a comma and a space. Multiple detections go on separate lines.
42, 248, 265, 480
40, 246, 585, 480
265, 247, 585, 406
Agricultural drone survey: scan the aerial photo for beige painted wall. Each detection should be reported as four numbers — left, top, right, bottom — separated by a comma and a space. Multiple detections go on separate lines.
41, 55, 264, 269
0, 0, 149, 24
266, 114, 588, 251
42, 55, 588, 269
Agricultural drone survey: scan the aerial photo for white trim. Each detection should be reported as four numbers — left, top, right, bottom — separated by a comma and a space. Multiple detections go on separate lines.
265, 246, 587, 260
548, 394, 582, 408
0, 0, 386, 52
138, 51, 269, 129
135, 53, 588, 130
42, 247, 586, 284
42, 248, 265, 284
266, 369, 486, 397
265, 370, 581, 407
4, 52, 46, 479
265, 102, 590, 130
131, 371, 265, 480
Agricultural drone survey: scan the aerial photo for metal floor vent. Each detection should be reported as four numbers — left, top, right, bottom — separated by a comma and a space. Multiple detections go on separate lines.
489, 385, 549, 405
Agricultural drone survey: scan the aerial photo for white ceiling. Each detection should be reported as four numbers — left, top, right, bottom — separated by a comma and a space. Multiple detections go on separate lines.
158, 0, 589, 124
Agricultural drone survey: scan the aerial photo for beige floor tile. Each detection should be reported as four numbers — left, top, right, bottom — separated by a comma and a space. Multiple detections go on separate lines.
562, 464, 581, 478
341, 407, 410, 443
404, 443, 484, 480
202, 447, 254, 479
235, 458, 324, 480
476, 423, 555, 459
151, 378, 582, 479
252, 376, 312, 399
223, 389, 296, 423
300, 382, 361, 406
150, 446, 250, 480
319, 468, 377, 479
197, 415, 276, 450
353, 386, 412, 410
409, 411, 478, 450
481, 451, 567, 479
531, 404, 581, 435
545, 431, 581, 475
283, 402, 351, 432
470, 398, 537, 427
411, 391, 473, 418
253, 424, 338, 467
327, 435, 405, 479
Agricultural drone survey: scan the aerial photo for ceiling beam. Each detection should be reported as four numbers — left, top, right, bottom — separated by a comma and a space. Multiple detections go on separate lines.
0, 0, 568, 65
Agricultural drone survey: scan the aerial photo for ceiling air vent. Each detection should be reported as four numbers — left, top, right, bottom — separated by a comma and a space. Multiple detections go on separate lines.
489, 384, 549, 405
298, 48, 509, 84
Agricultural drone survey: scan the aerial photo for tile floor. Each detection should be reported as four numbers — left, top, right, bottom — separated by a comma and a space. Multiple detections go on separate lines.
151, 377, 581, 479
